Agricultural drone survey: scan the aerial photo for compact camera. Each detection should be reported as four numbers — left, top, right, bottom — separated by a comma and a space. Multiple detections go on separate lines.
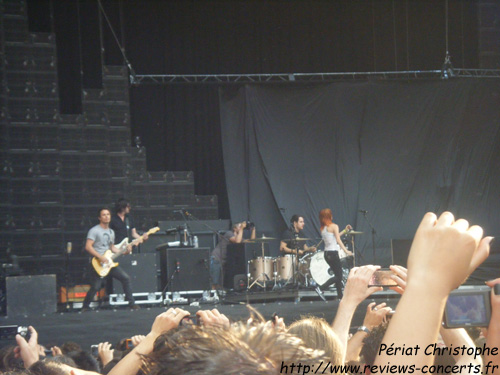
245, 221, 255, 229
0, 325, 30, 341
179, 315, 200, 327
442, 285, 500, 328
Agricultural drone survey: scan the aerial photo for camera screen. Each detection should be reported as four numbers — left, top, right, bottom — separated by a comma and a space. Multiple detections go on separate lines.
445, 294, 488, 326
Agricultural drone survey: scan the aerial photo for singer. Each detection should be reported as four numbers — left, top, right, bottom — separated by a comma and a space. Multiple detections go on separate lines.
318, 208, 353, 299
210, 221, 256, 290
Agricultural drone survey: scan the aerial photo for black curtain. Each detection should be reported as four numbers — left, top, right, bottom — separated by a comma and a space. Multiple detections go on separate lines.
220, 79, 500, 264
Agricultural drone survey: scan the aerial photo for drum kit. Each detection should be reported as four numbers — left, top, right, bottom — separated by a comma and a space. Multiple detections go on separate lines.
245, 230, 363, 291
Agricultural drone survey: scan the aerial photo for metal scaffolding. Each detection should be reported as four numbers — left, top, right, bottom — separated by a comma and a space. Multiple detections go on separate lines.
129, 68, 500, 85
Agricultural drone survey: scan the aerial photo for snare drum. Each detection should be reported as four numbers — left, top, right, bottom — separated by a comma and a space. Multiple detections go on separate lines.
276, 254, 295, 281
248, 257, 274, 282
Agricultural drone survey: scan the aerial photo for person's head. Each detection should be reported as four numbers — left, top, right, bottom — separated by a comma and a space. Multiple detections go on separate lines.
287, 316, 343, 366
144, 321, 327, 375
59, 342, 82, 355
291, 215, 305, 232
232, 222, 245, 235
98, 208, 111, 225
28, 360, 68, 375
0, 345, 23, 372
65, 350, 100, 373
360, 322, 389, 366
115, 198, 131, 215
319, 209, 333, 230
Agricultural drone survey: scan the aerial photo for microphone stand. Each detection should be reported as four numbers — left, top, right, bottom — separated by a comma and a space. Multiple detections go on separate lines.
161, 264, 181, 305
178, 210, 192, 246
360, 211, 377, 263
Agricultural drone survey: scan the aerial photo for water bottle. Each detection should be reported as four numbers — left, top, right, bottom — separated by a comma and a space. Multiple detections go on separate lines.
193, 236, 199, 248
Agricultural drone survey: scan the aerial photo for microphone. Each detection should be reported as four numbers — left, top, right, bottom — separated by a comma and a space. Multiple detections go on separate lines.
175, 259, 181, 272
358, 210, 368, 214
165, 228, 177, 234
173, 209, 185, 213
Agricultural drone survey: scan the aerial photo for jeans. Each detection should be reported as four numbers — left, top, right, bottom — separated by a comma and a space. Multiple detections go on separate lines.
83, 265, 135, 308
210, 256, 222, 286
323, 251, 344, 298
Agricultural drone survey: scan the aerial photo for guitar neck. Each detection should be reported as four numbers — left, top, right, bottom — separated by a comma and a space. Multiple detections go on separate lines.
127, 227, 159, 248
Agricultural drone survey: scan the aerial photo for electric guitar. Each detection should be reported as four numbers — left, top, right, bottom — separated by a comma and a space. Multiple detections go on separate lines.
92, 227, 160, 277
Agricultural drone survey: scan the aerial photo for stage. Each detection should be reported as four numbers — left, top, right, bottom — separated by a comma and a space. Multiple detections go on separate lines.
0, 289, 401, 350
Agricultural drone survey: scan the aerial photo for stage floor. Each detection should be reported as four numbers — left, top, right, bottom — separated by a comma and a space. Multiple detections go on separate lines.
0, 290, 401, 350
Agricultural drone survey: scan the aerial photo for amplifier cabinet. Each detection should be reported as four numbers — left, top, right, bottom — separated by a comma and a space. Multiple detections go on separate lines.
159, 248, 210, 292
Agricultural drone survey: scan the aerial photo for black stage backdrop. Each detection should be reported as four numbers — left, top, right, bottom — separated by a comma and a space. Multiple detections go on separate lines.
220, 79, 500, 266
27, 0, 480, 221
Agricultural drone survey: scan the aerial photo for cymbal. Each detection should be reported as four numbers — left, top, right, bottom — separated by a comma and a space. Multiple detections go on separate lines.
248, 236, 277, 242
345, 230, 363, 235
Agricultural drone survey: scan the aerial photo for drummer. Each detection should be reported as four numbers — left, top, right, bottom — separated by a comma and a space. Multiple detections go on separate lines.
280, 215, 316, 256
210, 221, 256, 290
319, 208, 353, 298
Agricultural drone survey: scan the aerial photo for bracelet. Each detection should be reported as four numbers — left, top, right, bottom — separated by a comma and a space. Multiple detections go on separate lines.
357, 326, 371, 334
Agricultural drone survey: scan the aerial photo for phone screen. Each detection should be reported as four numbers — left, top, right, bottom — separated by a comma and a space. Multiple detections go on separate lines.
368, 269, 398, 287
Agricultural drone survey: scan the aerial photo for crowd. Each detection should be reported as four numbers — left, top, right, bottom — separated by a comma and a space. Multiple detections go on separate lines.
1, 212, 498, 375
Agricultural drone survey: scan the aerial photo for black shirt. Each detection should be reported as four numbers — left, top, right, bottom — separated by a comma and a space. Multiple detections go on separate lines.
110, 214, 135, 244
281, 228, 306, 251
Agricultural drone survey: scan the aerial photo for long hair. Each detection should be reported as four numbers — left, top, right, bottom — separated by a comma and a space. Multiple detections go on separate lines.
319, 209, 333, 231
287, 316, 343, 366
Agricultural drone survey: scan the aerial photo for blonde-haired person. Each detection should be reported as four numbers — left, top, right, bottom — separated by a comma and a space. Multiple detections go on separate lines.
287, 316, 343, 367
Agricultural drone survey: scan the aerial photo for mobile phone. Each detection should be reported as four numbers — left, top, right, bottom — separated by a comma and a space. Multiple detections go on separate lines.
368, 269, 398, 287
0, 325, 30, 341
179, 315, 200, 327
90, 345, 99, 357
443, 288, 491, 328
125, 338, 134, 350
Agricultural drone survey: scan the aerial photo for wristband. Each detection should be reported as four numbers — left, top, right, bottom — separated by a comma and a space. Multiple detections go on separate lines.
357, 326, 371, 334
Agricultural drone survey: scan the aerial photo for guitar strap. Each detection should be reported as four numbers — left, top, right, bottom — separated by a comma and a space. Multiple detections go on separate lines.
125, 216, 131, 240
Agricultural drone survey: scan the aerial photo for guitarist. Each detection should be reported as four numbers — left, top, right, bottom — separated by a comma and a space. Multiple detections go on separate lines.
110, 198, 149, 246
81, 207, 140, 312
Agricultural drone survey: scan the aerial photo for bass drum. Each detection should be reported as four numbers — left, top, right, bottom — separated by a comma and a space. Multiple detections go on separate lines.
308, 251, 334, 287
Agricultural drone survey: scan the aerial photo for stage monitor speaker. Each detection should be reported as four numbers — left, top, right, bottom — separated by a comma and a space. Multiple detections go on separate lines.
224, 243, 261, 289
113, 253, 158, 293
6, 275, 57, 317
391, 239, 413, 268
160, 248, 210, 292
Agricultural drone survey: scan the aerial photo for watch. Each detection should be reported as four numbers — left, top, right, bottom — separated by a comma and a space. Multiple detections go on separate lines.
357, 326, 371, 334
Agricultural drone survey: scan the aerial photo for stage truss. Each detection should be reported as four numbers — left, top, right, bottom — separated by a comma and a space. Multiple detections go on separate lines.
129, 68, 500, 85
